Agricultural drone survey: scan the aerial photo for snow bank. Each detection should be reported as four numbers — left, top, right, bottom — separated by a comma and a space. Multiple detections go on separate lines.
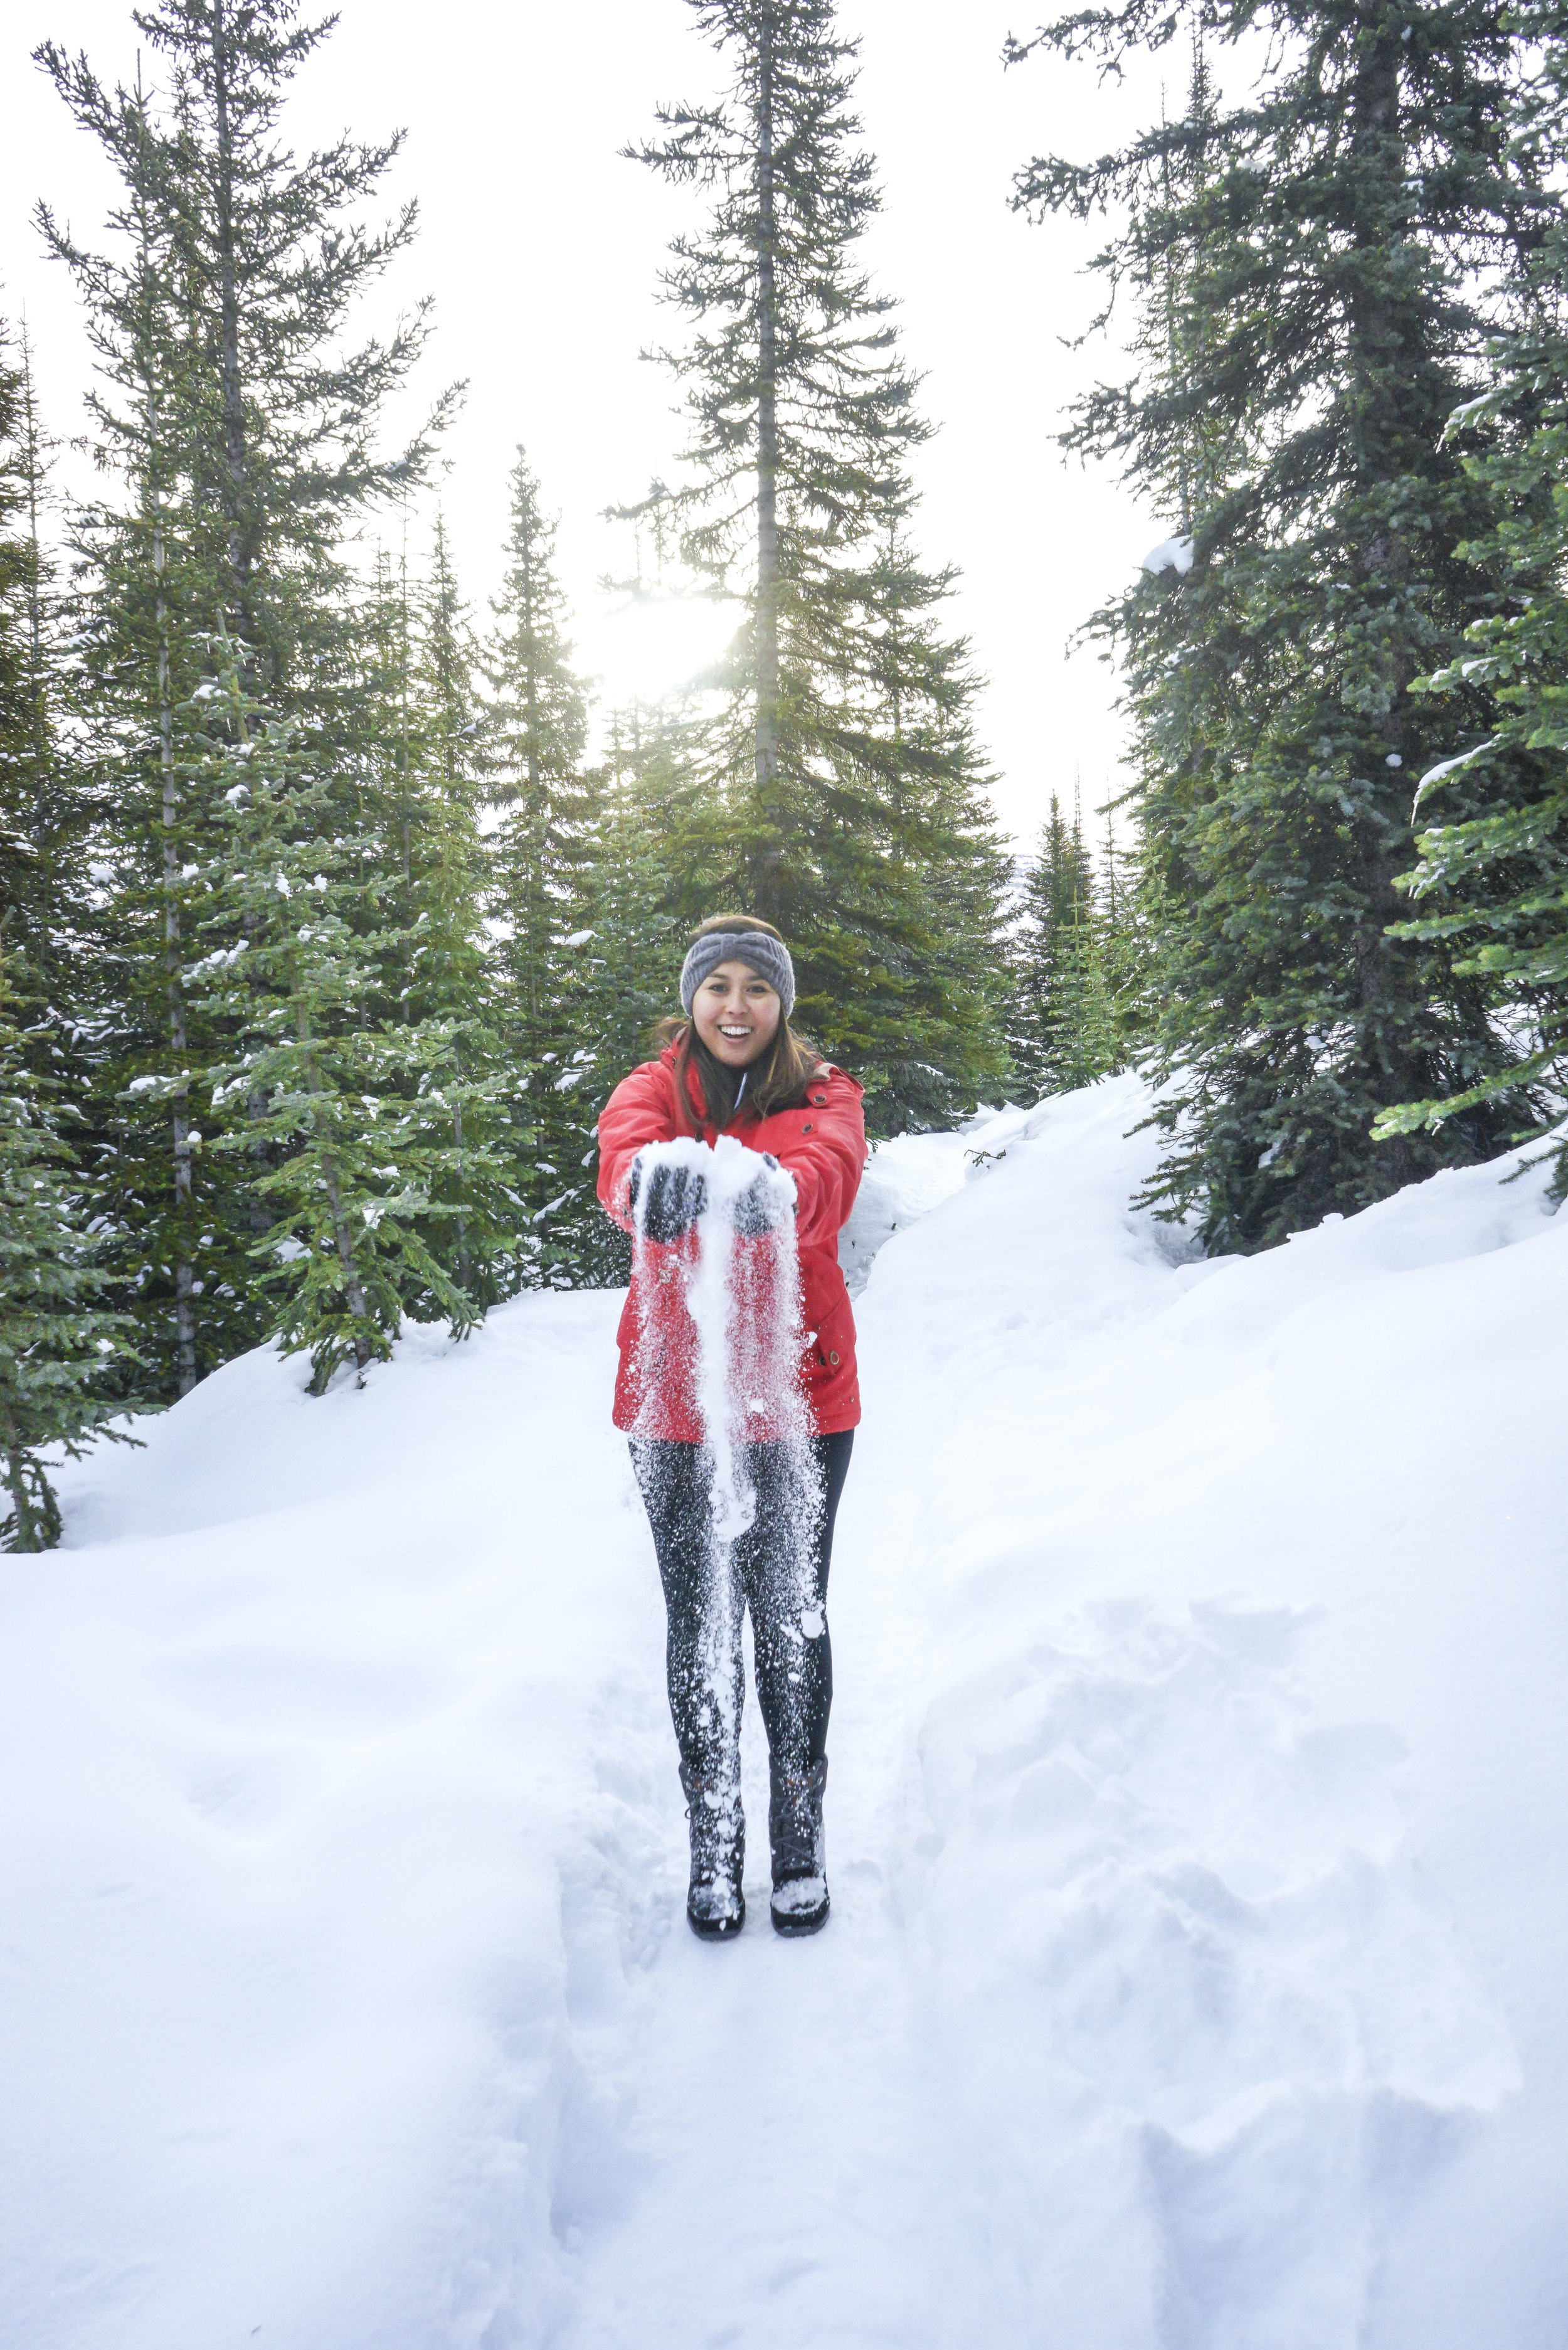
3, 1075, 1565, 2347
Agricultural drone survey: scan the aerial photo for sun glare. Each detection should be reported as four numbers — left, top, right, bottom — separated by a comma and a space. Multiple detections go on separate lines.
582, 590, 744, 711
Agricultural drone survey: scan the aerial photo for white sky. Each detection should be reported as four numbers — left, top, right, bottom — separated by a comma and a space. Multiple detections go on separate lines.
0, 0, 1173, 851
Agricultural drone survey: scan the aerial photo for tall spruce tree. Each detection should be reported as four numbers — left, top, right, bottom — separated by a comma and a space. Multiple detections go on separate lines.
627, 0, 1008, 1132
482, 450, 605, 1284
361, 519, 514, 1311
403, 518, 516, 1303
1011, 0, 1558, 1247
41, 1, 453, 704
42, 67, 241, 1398
1374, 180, 1568, 1180
37, 6, 453, 1394
0, 314, 89, 1076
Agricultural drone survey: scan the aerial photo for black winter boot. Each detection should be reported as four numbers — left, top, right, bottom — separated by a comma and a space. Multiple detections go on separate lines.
680, 1762, 745, 1940
768, 1756, 829, 1935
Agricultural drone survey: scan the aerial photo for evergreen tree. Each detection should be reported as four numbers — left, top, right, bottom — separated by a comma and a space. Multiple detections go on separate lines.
405, 517, 514, 1302
482, 450, 605, 1283
627, 0, 1008, 1131
362, 518, 514, 1309
190, 642, 485, 1392
0, 314, 90, 1075
36, 6, 453, 1393
1010, 788, 1120, 1095
0, 960, 137, 1551
590, 702, 722, 1018
42, 68, 246, 1400
40, 2, 453, 706
1374, 198, 1568, 1178
1011, 0, 1557, 1247
1096, 802, 1154, 1069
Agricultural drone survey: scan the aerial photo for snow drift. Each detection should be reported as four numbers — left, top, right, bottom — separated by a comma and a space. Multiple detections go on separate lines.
2, 1075, 1565, 2349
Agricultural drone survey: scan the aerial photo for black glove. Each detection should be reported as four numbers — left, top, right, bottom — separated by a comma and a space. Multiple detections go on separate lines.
628, 1154, 707, 1242
732, 1153, 795, 1238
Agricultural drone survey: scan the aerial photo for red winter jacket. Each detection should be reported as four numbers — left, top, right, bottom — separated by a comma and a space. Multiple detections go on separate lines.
596, 1044, 867, 1441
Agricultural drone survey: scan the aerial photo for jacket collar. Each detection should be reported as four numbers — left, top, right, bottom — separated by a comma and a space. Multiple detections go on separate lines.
657, 1037, 862, 1117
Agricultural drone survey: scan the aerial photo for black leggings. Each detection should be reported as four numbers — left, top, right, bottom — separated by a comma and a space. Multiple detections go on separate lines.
631, 1432, 854, 1788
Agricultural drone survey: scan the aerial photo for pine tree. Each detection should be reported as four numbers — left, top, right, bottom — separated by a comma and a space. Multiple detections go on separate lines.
1010, 788, 1120, 1096
405, 517, 514, 1302
627, 0, 1008, 1131
41, 68, 243, 1399
0, 314, 91, 1075
189, 643, 484, 1391
1010, 0, 1557, 1247
0, 959, 137, 1551
36, 7, 453, 1393
482, 450, 605, 1284
0, 312, 136, 1515
361, 518, 514, 1309
592, 704, 721, 1013
40, 2, 453, 706
1096, 803, 1153, 1069
1374, 189, 1568, 1177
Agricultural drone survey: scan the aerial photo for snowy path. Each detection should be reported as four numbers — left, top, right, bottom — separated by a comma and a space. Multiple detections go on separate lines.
3, 1078, 1567, 2347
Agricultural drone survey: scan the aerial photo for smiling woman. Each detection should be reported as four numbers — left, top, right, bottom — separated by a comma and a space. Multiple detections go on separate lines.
664, 921, 810, 1125
595, 912, 869, 1943
691, 959, 783, 1069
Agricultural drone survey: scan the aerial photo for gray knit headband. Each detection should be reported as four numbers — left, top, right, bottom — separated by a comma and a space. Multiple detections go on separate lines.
679, 930, 797, 1018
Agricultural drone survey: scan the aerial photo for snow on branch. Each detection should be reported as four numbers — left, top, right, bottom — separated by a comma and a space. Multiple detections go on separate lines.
1140, 534, 1194, 577
1412, 738, 1497, 818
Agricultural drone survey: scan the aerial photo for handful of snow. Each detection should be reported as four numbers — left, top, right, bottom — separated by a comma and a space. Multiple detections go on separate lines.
630, 1133, 808, 1513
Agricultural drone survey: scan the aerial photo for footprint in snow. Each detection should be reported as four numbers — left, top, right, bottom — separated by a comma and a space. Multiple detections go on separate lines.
913, 1598, 1520, 2349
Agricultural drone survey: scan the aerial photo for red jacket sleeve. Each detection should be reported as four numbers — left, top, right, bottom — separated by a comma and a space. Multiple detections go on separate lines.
596, 1060, 679, 1230
770, 1068, 867, 1251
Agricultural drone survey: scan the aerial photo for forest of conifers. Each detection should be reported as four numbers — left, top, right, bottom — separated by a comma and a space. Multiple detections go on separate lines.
3, 0, 1567, 1545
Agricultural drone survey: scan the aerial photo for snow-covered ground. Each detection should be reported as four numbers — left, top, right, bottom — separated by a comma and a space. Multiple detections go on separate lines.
4, 1075, 1565, 2349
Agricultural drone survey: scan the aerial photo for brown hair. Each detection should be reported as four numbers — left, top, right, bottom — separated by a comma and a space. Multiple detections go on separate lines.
653, 912, 821, 1133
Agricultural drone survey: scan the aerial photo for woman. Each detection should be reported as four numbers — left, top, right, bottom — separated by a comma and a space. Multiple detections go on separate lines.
596, 914, 867, 1941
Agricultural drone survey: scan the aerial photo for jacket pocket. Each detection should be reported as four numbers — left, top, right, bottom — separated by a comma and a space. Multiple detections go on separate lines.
803, 1292, 854, 1382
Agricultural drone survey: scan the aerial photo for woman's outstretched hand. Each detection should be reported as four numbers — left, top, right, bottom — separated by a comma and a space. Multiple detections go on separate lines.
629, 1154, 709, 1242
733, 1154, 797, 1237
629, 1149, 796, 1241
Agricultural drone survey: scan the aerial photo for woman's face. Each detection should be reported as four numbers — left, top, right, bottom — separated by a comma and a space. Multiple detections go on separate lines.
691, 958, 783, 1069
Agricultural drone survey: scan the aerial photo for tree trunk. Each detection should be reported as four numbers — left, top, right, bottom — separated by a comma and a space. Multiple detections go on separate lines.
320, 1151, 374, 1375
134, 107, 200, 1398
453, 1097, 471, 1296
3, 1438, 41, 1553
1345, 19, 1419, 1182
156, 496, 199, 1398
298, 1016, 376, 1379
206, 16, 275, 1231
753, 2, 783, 905
209, 0, 253, 653
520, 523, 543, 1047
19, 331, 53, 1001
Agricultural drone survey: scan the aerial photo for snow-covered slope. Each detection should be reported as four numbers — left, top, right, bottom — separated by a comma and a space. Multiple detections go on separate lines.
3, 1075, 1565, 2349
